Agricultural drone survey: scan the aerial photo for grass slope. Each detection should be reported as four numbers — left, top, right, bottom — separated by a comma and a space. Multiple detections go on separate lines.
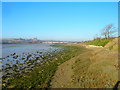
87, 39, 112, 47
52, 41, 118, 88
71, 47, 118, 88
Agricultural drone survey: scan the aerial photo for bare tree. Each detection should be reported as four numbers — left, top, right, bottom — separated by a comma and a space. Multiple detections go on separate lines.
101, 28, 107, 39
101, 24, 117, 39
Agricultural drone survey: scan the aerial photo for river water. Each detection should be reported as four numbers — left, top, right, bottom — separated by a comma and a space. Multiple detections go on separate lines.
1, 44, 60, 68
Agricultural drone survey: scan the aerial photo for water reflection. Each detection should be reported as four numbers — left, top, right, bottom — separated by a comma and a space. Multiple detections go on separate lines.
1, 44, 61, 74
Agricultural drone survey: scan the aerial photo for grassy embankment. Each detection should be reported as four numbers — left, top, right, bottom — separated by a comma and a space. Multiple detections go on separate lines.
86, 38, 113, 47
52, 38, 119, 88
71, 48, 118, 88
71, 38, 118, 88
3, 45, 86, 88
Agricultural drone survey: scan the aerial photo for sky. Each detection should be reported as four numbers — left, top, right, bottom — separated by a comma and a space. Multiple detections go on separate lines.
2, 2, 118, 41
2, 0, 119, 2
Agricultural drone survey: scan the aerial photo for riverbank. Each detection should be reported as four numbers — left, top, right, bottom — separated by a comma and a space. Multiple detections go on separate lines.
51, 39, 119, 88
2, 38, 119, 88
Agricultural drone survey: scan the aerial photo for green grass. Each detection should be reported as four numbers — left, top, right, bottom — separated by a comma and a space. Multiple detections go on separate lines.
87, 39, 112, 47
3, 45, 85, 89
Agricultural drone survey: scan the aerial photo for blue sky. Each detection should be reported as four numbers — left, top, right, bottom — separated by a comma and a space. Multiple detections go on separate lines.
2, 2, 118, 41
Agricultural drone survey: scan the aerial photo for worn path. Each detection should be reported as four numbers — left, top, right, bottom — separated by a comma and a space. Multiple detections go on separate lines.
51, 55, 80, 88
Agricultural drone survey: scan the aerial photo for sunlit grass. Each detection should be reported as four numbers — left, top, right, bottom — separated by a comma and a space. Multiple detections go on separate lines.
87, 39, 112, 47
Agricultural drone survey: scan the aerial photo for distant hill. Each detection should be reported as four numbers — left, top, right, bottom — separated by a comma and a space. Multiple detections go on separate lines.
2, 38, 71, 44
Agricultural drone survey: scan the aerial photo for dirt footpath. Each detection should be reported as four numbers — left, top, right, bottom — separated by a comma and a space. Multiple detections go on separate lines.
51, 55, 80, 88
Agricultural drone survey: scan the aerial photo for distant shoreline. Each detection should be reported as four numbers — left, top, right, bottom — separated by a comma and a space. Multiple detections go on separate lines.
1, 43, 43, 45
0, 42, 68, 44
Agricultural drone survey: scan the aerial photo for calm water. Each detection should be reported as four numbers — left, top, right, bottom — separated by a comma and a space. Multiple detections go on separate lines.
2, 44, 57, 58
1, 44, 60, 68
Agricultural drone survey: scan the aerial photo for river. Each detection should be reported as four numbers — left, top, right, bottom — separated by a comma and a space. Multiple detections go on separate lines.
1, 44, 60, 68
